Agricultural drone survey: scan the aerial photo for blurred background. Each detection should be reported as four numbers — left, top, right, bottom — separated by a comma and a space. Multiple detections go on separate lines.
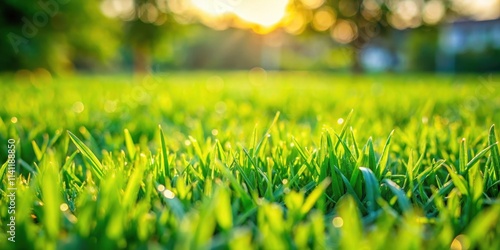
1, 0, 499, 75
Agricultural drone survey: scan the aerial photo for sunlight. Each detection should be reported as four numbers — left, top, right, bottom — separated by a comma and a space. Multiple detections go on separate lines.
452, 0, 500, 20
190, 0, 290, 29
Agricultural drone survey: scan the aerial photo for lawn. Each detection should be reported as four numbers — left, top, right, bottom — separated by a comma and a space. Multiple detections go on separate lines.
0, 72, 499, 249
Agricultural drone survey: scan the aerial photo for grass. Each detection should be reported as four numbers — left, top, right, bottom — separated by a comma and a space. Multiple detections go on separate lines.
0, 72, 499, 249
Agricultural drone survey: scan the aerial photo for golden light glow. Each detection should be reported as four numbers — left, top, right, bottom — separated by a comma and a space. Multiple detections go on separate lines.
98, 0, 500, 37
138, 3, 160, 23
60, 203, 69, 212
301, 0, 325, 9
190, 0, 290, 29
452, 0, 500, 20
331, 19, 357, 44
190, 0, 229, 15
100, 0, 135, 20
235, 0, 290, 27
450, 235, 470, 250
362, 0, 382, 21
388, 0, 423, 29
423, 0, 445, 25
396, 0, 420, 22
312, 7, 336, 32
284, 11, 307, 35
332, 217, 344, 228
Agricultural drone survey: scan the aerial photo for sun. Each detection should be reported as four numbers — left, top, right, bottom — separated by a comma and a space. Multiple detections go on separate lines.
190, 0, 290, 29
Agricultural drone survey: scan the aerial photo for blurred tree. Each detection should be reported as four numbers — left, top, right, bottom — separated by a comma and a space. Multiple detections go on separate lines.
288, 0, 456, 72
101, 0, 180, 73
405, 26, 439, 71
0, 0, 120, 73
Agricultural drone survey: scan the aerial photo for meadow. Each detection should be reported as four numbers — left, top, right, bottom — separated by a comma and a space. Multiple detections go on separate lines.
0, 72, 499, 249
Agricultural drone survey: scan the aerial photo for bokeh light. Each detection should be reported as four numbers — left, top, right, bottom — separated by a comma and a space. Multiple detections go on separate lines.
301, 0, 325, 9
423, 0, 446, 25
331, 19, 358, 44
190, 0, 290, 31
312, 7, 336, 32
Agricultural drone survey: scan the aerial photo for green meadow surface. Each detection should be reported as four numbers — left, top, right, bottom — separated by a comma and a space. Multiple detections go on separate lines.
0, 72, 499, 249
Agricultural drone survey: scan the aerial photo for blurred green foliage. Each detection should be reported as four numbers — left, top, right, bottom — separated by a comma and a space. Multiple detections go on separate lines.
0, 1, 498, 73
0, 0, 120, 73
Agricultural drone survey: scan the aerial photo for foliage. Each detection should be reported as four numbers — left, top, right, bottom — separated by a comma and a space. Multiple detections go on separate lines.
118, 0, 180, 72
0, 72, 499, 249
0, 0, 120, 73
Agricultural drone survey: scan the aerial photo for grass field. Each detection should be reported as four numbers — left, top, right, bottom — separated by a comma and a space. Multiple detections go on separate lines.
1, 72, 499, 249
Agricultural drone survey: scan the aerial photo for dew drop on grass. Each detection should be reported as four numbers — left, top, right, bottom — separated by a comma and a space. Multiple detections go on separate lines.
422, 116, 429, 124
157, 184, 166, 192
332, 217, 344, 228
163, 190, 175, 199
184, 140, 192, 146
212, 129, 219, 136
60, 203, 69, 212
67, 214, 78, 224
337, 118, 344, 125
10, 117, 18, 123
72, 101, 85, 113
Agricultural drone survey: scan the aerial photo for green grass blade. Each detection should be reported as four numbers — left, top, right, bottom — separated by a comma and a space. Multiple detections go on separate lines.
382, 179, 411, 213
333, 132, 355, 162
67, 130, 104, 180
254, 111, 280, 156
445, 165, 469, 195
335, 109, 354, 151
158, 125, 170, 179
124, 129, 136, 161
39, 161, 61, 245
466, 142, 498, 172
300, 178, 331, 216
333, 166, 366, 213
350, 127, 360, 159
215, 187, 233, 231
376, 130, 394, 179
464, 205, 500, 249
0, 161, 8, 189
31, 140, 43, 161
488, 125, 500, 178
326, 133, 343, 200
337, 195, 364, 250
122, 156, 145, 208
359, 167, 380, 212
366, 137, 377, 173
459, 138, 467, 174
